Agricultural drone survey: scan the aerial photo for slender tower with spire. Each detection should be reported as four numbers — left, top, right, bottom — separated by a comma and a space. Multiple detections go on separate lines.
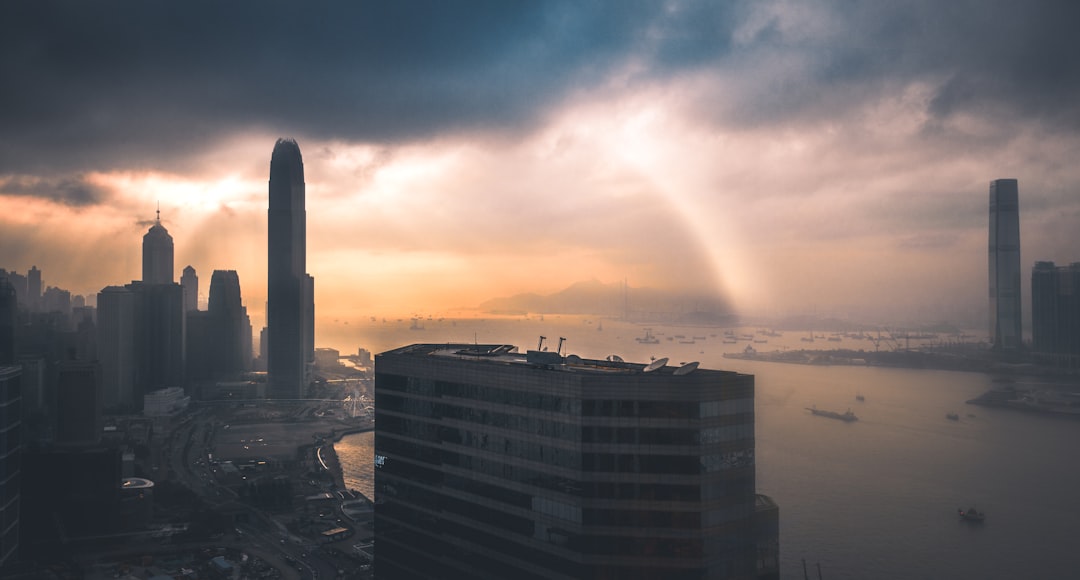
267, 139, 310, 398
143, 205, 174, 284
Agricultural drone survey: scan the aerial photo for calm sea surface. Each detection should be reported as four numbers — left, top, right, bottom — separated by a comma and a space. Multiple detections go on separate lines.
332, 316, 1080, 579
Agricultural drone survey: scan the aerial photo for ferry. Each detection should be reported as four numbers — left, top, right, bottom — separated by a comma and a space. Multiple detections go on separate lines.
958, 507, 985, 523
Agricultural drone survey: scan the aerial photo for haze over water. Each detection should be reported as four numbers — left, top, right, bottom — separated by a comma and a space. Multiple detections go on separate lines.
336, 315, 1080, 579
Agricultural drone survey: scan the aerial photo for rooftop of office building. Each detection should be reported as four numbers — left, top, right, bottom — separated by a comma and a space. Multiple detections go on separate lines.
379, 342, 740, 378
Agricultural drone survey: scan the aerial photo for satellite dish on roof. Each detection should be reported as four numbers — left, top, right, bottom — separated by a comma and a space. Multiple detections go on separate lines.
607, 354, 624, 363
566, 354, 583, 364
643, 357, 668, 373
673, 361, 700, 376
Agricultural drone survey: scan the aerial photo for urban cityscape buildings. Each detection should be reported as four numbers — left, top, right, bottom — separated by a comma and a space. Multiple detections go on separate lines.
96, 216, 185, 411
267, 138, 314, 399
988, 178, 1022, 350
374, 343, 775, 579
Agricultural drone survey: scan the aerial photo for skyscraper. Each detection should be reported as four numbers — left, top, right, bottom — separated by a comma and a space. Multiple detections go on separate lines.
181, 265, 199, 312
374, 344, 769, 579
207, 270, 252, 375
1031, 261, 1080, 357
0, 366, 21, 568
267, 139, 311, 399
142, 210, 174, 284
989, 178, 1022, 349
0, 277, 15, 365
97, 285, 138, 409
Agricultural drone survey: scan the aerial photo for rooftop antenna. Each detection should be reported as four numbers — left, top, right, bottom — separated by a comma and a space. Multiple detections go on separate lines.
538, 336, 546, 351
156, 201, 161, 224
673, 361, 700, 376
557, 337, 566, 355
643, 357, 668, 373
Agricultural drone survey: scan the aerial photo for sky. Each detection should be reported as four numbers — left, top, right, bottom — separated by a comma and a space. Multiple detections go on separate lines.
3, 0, 1080, 331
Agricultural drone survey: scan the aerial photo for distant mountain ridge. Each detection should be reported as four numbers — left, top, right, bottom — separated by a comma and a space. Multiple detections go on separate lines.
479, 279, 733, 322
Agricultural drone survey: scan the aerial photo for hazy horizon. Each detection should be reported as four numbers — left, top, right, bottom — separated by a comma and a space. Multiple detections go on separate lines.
4, 1, 1080, 334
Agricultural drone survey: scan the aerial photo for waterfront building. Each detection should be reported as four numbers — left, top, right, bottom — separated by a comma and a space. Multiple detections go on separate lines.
374, 343, 771, 579
267, 138, 313, 399
988, 178, 1022, 349
1031, 261, 1080, 357
142, 210, 174, 284
0, 366, 21, 568
181, 265, 198, 312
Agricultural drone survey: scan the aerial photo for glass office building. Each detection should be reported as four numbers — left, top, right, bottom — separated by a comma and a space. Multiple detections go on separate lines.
374, 344, 767, 579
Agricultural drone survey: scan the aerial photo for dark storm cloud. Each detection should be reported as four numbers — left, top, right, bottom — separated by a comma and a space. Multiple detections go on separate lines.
0, 0, 744, 174
2, 0, 1078, 178
0, 175, 107, 206
719, 0, 1080, 130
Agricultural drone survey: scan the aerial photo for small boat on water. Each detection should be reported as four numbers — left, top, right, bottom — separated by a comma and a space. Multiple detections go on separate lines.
805, 406, 858, 422
635, 328, 660, 344
855, 394, 865, 402
958, 507, 985, 523
946, 412, 960, 421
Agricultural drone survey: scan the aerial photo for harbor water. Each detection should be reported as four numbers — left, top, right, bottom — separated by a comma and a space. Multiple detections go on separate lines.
332, 315, 1080, 579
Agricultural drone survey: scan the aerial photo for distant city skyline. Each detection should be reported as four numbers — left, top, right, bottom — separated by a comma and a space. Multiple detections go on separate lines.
3, 2, 1080, 330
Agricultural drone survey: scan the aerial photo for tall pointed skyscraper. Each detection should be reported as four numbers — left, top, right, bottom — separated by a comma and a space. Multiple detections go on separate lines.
267, 139, 312, 398
989, 178, 1022, 350
142, 209, 174, 284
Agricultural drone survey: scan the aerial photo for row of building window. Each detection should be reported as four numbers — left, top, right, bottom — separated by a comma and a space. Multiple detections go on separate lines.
378, 439, 749, 504
381, 427, 750, 478
378, 394, 753, 448
378, 374, 581, 414
379, 373, 753, 421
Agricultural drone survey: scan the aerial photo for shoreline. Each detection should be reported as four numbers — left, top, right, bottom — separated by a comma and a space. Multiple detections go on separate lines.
724, 347, 1080, 381
323, 425, 374, 493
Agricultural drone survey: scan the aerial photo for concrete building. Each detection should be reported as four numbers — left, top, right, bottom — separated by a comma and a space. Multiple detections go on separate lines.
989, 178, 1022, 349
181, 265, 199, 312
374, 344, 772, 579
26, 266, 41, 313
143, 386, 190, 417
267, 138, 313, 399
0, 278, 15, 365
1031, 261, 1080, 358
0, 366, 21, 568
54, 360, 102, 446
97, 285, 139, 410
